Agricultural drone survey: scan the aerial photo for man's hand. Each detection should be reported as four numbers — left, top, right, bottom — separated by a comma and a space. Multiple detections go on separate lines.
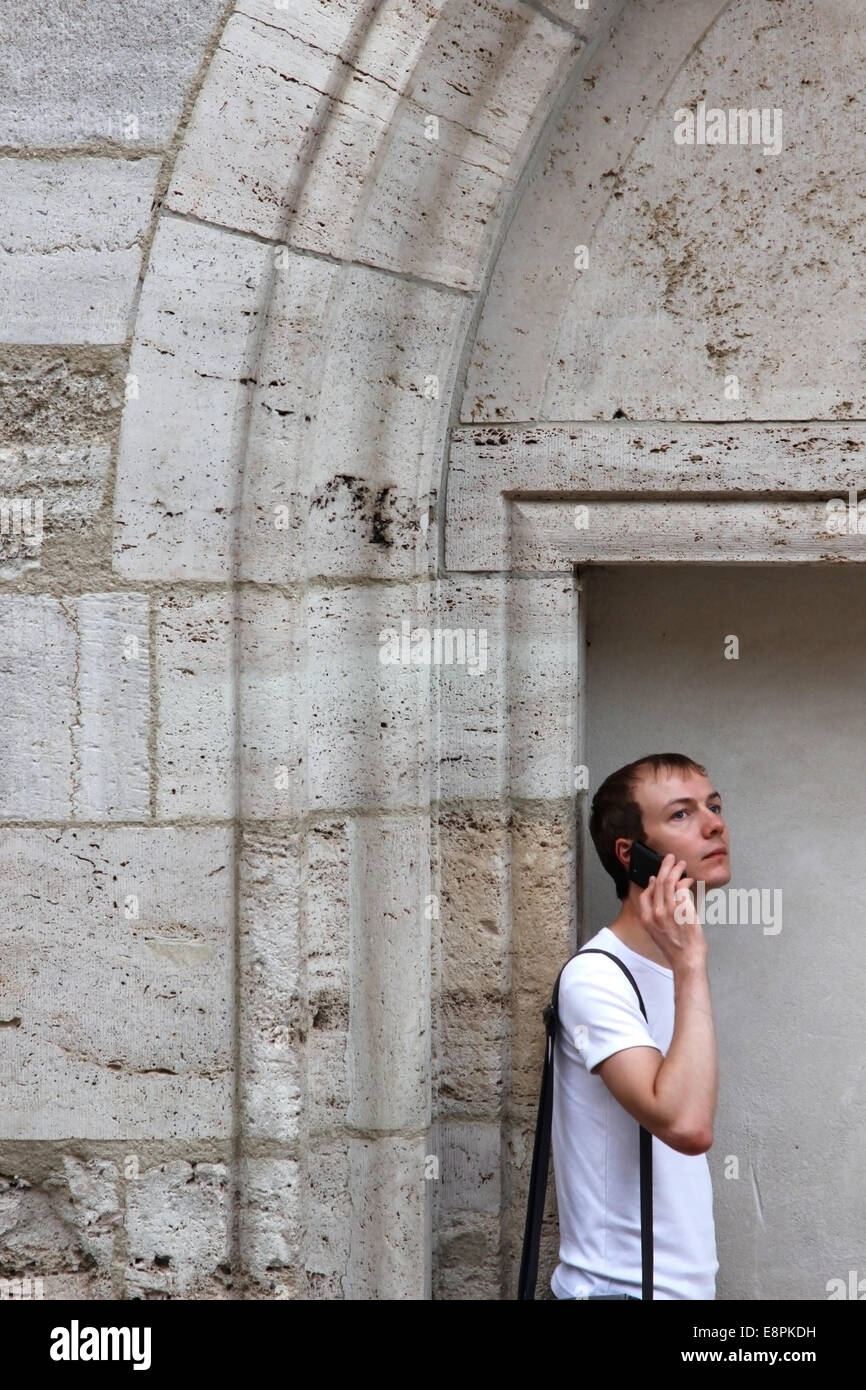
638, 852, 707, 971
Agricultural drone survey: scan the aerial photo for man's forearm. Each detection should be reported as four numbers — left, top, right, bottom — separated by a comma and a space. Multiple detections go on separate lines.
652, 960, 718, 1147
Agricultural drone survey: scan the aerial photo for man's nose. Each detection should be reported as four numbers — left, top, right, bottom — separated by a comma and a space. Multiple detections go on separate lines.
702, 812, 725, 836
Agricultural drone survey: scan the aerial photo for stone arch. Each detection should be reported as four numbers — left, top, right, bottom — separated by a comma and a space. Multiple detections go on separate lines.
108, 0, 760, 1299
444, 0, 866, 1304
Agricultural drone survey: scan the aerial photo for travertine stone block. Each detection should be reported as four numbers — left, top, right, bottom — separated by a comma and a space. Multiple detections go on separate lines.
238, 587, 305, 820
238, 251, 336, 585
166, 1, 441, 245
155, 589, 235, 819
0, 596, 76, 819
0, 444, 111, 580
76, 593, 150, 820
304, 1138, 352, 1298
124, 1160, 229, 1296
238, 1157, 301, 1296
433, 577, 506, 802
0, 1159, 120, 1283
0, 157, 160, 344
505, 573, 580, 802
239, 832, 303, 1143
113, 216, 270, 581
509, 807, 574, 1115
306, 821, 351, 1138
432, 1121, 501, 1214
0, 826, 233, 1139
307, 584, 429, 810
300, 266, 473, 580
437, 990, 507, 1118
433, 1211, 500, 1299
435, 810, 509, 1117
0, 0, 227, 147
346, 814, 430, 1132
344, 1135, 429, 1299
347, 4, 581, 288
437, 810, 509, 987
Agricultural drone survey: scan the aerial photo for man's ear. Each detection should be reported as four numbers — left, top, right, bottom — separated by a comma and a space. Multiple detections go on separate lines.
614, 837, 633, 875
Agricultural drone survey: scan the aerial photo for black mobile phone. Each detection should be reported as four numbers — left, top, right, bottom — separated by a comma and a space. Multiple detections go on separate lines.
627, 840, 685, 890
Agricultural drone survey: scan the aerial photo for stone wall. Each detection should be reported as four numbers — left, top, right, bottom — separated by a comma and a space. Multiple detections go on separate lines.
1, 0, 861, 1300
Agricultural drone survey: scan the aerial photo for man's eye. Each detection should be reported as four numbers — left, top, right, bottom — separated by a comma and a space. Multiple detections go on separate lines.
710, 804, 722, 814
672, 809, 688, 819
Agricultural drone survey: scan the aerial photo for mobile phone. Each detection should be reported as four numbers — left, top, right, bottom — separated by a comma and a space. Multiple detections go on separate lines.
628, 840, 685, 890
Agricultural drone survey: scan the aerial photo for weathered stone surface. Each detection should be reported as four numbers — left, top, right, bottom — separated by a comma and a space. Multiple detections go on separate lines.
168, 0, 582, 283
0, 594, 150, 816
537, 0, 626, 36
30, 1272, 114, 1299
545, 0, 866, 421
435, 812, 509, 1116
0, 0, 227, 147
433, 1211, 500, 1299
124, 1160, 229, 1297
509, 497, 866, 567
304, 1139, 351, 1298
345, 815, 431, 1132
239, 833, 303, 1143
238, 252, 458, 584
0, 1160, 120, 1286
437, 811, 509, 985
238, 251, 335, 586
0, 597, 76, 818
77, 593, 150, 820
446, 423, 866, 570
434, 578, 506, 801
155, 589, 234, 819
464, 0, 860, 422
165, 1, 439, 245
0, 354, 122, 575
307, 585, 429, 809
505, 574, 580, 802
0, 445, 111, 579
305, 822, 350, 998
239, 1157, 301, 1296
509, 808, 574, 1114
0, 351, 123, 444
501, 1115, 559, 1299
346, 5, 580, 288
344, 1136, 429, 1299
112, 215, 270, 581
299, 266, 472, 580
305, 822, 351, 1139
0, 827, 233, 1139
238, 588, 305, 820
437, 991, 507, 1118
433, 1121, 500, 1214
0, 157, 161, 344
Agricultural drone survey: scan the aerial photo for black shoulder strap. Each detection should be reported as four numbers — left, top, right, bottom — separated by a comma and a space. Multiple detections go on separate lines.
517, 947, 654, 1301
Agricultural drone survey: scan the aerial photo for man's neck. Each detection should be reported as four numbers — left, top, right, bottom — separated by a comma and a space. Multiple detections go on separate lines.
606, 897, 672, 969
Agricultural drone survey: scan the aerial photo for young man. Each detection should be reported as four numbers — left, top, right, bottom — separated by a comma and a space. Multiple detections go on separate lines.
550, 752, 729, 1301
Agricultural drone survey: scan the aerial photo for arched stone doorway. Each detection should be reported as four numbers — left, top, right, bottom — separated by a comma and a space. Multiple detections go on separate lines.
4, 0, 862, 1302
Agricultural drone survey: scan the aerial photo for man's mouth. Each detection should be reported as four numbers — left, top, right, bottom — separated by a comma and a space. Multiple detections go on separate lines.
703, 848, 728, 860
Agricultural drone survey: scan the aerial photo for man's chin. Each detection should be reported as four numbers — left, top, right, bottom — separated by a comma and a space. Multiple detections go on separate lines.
697, 860, 731, 888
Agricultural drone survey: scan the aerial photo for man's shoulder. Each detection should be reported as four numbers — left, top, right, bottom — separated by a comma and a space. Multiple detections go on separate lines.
559, 931, 638, 994
564, 928, 627, 972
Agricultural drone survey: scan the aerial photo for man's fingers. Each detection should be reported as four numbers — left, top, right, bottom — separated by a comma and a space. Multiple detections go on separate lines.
665, 859, 687, 907
653, 855, 678, 912
638, 877, 655, 926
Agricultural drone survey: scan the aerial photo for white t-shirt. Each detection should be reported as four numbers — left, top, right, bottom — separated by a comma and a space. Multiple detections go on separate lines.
550, 926, 718, 1300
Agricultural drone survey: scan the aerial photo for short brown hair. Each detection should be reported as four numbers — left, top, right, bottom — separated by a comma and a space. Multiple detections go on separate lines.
589, 753, 708, 900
